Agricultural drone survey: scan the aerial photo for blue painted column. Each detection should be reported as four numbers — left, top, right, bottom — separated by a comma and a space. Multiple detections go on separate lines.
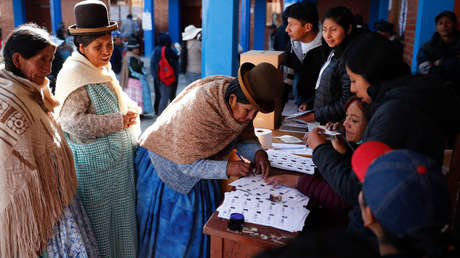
50, 0, 62, 36
253, 0, 266, 50
240, 0, 250, 52
143, 0, 155, 57
378, 0, 390, 21
168, 0, 180, 44
369, 0, 389, 31
411, 0, 455, 72
202, 0, 239, 77
12, 0, 27, 27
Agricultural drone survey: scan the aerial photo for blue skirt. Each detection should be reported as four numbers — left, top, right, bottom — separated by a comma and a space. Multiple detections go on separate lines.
136, 147, 221, 258
44, 196, 99, 257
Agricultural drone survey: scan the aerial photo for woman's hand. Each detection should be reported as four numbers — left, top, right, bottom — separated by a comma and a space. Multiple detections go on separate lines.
254, 150, 270, 178
123, 111, 138, 129
331, 136, 347, 154
325, 122, 344, 134
298, 104, 308, 112
298, 112, 315, 122
264, 174, 299, 188
305, 127, 327, 150
226, 161, 252, 177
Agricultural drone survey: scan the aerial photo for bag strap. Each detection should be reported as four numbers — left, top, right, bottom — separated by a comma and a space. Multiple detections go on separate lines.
161, 46, 166, 58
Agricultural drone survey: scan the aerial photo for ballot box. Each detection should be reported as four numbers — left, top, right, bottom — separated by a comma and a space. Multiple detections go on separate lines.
240, 50, 285, 130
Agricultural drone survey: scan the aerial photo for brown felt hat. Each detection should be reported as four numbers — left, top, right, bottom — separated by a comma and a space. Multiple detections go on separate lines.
238, 62, 283, 113
68, 0, 118, 35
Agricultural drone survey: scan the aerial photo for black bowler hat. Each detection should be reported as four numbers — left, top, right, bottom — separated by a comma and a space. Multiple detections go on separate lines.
238, 62, 284, 113
68, 0, 118, 35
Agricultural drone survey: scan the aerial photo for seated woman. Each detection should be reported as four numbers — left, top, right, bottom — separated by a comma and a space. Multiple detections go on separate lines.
299, 6, 355, 124
0, 23, 98, 257
265, 96, 370, 212
136, 62, 283, 258
306, 32, 459, 251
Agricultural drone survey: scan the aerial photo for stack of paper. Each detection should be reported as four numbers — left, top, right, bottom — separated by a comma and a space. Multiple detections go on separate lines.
267, 149, 315, 174
217, 175, 310, 232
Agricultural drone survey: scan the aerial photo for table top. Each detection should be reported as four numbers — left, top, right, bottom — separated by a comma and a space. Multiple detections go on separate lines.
203, 211, 297, 249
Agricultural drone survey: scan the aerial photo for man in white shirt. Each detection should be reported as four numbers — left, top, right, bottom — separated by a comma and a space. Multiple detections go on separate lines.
284, 2, 326, 110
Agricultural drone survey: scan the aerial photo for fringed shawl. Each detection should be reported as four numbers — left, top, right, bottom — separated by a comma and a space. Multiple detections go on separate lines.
0, 68, 77, 257
139, 75, 249, 164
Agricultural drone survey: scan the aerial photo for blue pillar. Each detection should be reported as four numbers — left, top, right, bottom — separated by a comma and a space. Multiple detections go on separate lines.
168, 0, 180, 44
12, 0, 27, 27
369, 0, 389, 31
253, 0, 266, 50
50, 0, 62, 36
411, 0, 455, 72
202, 0, 239, 77
143, 0, 155, 57
378, 0, 390, 21
240, 0, 250, 52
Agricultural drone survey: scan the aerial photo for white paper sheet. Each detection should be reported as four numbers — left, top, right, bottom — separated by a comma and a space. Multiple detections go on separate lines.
267, 149, 315, 174
271, 143, 313, 156
217, 175, 310, 232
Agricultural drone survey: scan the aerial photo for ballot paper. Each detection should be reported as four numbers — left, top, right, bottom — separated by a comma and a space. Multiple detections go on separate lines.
285, 110, 314, 120
281, 100, 298, 116
271, 143, 313, 156
217, 175, 310, 232
267, 149, 315, 174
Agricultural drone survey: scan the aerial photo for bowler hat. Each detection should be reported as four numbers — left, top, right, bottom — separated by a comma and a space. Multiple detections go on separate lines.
238, 62, 283, 113
68, 0, 118, 35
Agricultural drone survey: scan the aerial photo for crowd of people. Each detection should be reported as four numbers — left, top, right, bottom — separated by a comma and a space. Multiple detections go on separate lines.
0, 0, 459, 258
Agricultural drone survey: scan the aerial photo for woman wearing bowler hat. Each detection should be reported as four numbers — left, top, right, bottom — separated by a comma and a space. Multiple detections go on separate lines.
136, 62, 282, 257
55, 1, 139, 257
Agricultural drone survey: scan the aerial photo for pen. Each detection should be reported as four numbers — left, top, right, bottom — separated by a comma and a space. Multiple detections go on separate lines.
235, 151, 256, 176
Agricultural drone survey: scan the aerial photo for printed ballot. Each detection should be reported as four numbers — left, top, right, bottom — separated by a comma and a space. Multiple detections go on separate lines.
217, 175, 310, 232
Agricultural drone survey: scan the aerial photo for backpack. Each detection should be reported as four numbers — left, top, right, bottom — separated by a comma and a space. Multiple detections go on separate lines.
157, 46, 176, 86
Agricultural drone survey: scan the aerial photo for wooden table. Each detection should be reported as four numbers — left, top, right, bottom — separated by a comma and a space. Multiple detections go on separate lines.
203, 212, 297, 258
205, 130, 309, 258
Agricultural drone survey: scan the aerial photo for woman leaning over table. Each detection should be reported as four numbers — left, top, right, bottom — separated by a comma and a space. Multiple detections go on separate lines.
136, 62, 282, 258
54, 1, 140, 257
0, 23, 99, 257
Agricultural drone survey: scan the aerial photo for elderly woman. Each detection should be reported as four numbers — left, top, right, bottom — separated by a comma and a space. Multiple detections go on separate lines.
54, 1, 139, 257
136, 62, 283, 258
0, 24, 98, 257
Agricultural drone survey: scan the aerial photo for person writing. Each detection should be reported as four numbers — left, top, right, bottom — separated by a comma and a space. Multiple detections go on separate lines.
136, 62, 282, 258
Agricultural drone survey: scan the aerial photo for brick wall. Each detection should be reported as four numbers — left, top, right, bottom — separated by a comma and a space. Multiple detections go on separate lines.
402, 0, 418, 65
62, 0, 81, 30
0, 0, 16, 44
